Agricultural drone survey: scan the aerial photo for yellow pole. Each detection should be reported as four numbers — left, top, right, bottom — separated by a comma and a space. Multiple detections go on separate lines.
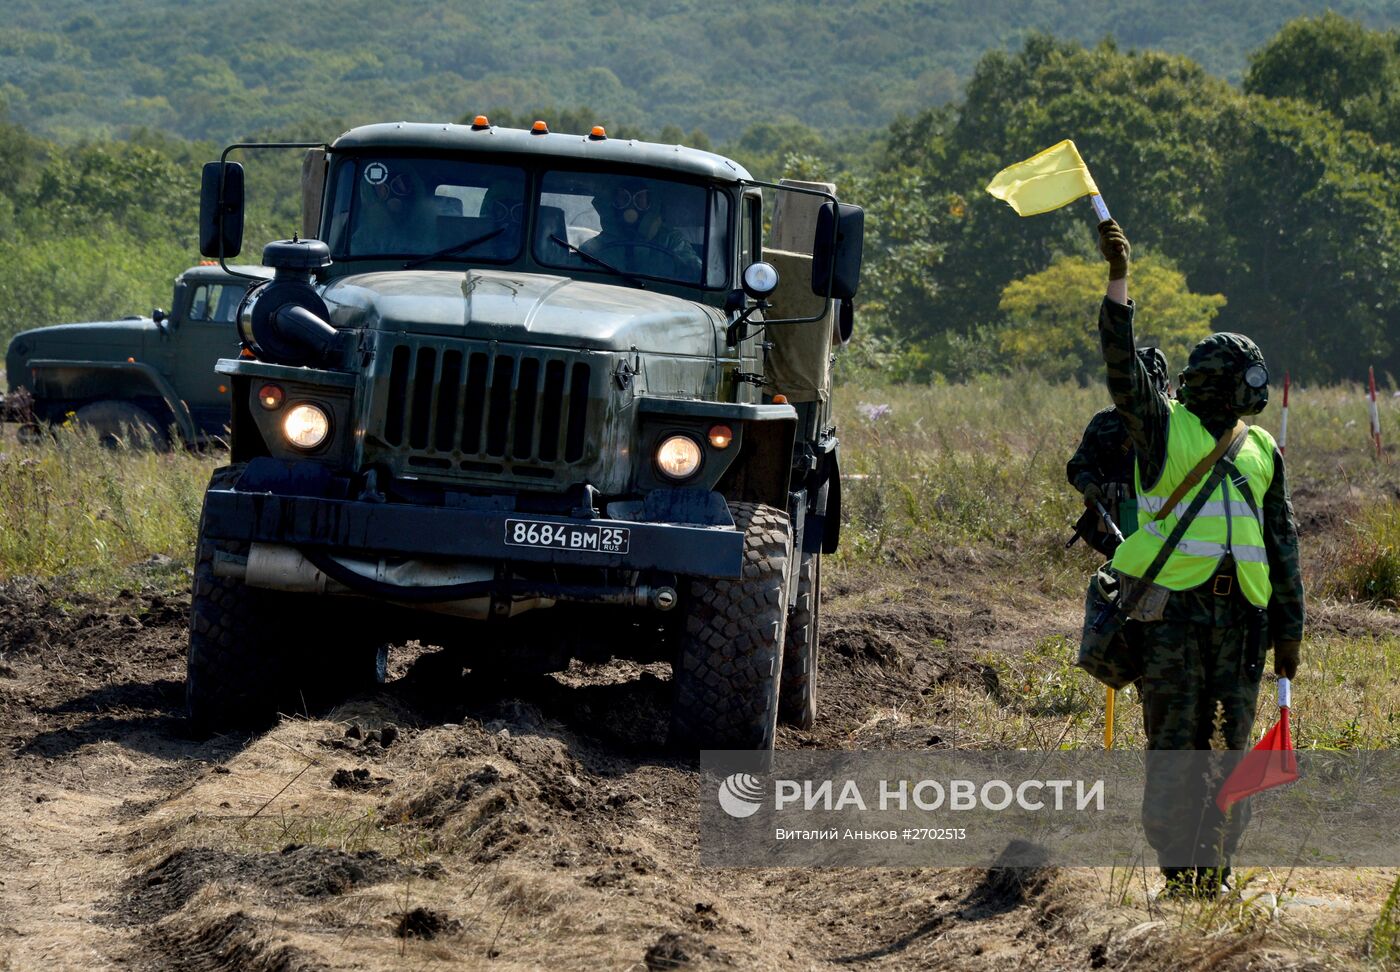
1104, 687, 1116, 749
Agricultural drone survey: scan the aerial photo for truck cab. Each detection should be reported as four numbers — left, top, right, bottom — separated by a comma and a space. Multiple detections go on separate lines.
4, 263, 268, 444
188, 119, 863, 751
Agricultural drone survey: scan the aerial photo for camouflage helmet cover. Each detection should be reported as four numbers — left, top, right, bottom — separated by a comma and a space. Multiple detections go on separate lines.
1177, 332, 1269, 417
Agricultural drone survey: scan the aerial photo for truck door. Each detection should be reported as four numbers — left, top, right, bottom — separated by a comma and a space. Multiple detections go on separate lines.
172, 278, 248, 433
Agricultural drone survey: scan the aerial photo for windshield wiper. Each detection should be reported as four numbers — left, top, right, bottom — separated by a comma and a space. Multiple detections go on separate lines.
549, 234, 647, 288
402, 226, 507, 269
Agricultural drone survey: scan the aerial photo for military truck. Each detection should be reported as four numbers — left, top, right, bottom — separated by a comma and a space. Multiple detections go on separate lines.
190, 119, 862, 750
3, 263, 269, 446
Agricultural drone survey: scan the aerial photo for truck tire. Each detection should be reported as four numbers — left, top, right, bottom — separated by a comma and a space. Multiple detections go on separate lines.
186, 466, 387, 734
669, 502, 791, 751
779, 550, 820, 729
74, 399, 170, 451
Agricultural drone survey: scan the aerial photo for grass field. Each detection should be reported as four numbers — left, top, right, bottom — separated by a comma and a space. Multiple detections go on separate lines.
3, 376, 1400, 968
4, 374, 1399, 754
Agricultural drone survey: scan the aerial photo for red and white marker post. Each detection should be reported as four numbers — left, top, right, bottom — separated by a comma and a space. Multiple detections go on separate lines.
1279, 372, 1290, 455
1370, 367, 1383, 459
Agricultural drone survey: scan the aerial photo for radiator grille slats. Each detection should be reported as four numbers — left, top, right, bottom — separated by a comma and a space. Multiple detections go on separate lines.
462, 352, 489, 454
374, 339, 592, 477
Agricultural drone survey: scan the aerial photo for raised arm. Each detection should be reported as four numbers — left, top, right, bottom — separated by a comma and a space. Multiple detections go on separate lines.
1096, 220, 1170, 487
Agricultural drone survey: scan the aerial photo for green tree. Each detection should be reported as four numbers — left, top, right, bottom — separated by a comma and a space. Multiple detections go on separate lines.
1245, 13, 1400, 144
997, 252, 1224, 381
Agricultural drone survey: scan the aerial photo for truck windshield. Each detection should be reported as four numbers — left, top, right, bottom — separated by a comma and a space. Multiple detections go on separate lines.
326, 157, 527, 262
535, 171, 730, 288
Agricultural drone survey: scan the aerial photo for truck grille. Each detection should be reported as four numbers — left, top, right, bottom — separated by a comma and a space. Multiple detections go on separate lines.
374, 340, 592, 477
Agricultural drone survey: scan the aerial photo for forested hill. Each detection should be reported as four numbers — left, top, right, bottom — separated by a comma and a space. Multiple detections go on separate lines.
4, 0, 1399, 142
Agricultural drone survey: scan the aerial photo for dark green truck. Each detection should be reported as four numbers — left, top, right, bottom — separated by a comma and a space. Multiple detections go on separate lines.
3, 263, 268, 445
190, 120, 863, 750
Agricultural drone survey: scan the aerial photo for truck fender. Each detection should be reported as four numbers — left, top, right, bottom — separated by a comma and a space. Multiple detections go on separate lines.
714, 412, 798, 511
26, 358, 198, 443
821, 447, 841, 554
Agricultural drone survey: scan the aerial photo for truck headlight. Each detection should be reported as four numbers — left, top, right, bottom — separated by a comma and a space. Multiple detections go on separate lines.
282, 403, 330, 450
656, 434, 702, 480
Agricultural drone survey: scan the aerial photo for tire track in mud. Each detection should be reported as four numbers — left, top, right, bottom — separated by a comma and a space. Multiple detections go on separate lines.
3, 570, 1297, 970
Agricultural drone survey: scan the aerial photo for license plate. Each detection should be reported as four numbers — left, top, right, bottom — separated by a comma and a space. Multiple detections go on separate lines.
504, 519, 630, 554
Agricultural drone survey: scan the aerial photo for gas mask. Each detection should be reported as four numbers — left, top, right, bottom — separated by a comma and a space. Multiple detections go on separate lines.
1177, 333, 1270, 419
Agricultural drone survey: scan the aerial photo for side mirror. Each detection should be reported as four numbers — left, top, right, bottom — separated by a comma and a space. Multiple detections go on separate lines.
152, 308, 167, 325
741, 261, 779, 301
199, 161, 245, 259
811, 202, 864, 301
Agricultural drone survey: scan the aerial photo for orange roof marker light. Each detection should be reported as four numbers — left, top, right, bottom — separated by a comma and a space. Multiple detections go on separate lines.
471, 115, 491, 130
588, 126, 607, 141
531, 120, 549, 134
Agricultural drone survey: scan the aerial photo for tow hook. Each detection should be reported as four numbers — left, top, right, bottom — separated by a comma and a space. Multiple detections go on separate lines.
652, 586, 678, 611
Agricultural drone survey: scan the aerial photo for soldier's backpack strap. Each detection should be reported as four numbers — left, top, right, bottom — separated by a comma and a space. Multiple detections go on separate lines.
1153, 420, 1248, 523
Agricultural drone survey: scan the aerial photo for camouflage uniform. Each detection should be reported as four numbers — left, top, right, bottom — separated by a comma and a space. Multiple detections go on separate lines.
1067, 405, 1134, 501
1067, 348, 1167, 554
1098, 296, 1305, 873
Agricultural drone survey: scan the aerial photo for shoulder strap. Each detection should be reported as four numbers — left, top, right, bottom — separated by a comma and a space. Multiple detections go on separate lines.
1220, 429, 1268, 524
1153, 420, 1247, 523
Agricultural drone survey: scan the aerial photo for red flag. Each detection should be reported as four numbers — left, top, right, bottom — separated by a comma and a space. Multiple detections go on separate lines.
1216, 679, 1299, 811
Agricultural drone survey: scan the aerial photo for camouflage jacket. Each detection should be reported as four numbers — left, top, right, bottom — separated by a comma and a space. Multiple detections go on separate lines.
1098, 297, 1305, 642
1066, 406, 1135, 496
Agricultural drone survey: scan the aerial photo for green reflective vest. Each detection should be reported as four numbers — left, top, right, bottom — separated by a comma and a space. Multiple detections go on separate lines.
1111, 402, 1275, 607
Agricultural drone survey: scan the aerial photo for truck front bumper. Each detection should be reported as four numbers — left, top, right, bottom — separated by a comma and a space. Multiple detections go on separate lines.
201, 486, 746, 578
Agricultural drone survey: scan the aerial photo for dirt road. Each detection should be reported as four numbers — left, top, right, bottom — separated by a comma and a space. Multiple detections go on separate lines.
0, 560, 1379, 970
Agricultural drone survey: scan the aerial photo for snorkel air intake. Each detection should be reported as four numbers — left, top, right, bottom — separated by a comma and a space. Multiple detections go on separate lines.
236, 238, 342, 366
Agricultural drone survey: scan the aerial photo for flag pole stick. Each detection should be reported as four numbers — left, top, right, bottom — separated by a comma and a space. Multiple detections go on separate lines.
1089, 194, 1111, 223
1370, 366, 1383, 459
1279, 372, 1290, 455
1104, 687, 1115, 749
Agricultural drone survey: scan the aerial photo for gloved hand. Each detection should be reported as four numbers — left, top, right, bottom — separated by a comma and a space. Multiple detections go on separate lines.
1082, 481, 1104, 509
1098, 219, 1130, 280
1273, 639, 1301, 679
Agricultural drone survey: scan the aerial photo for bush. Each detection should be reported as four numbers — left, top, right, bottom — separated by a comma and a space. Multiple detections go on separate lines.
1324, 500, 1400, 608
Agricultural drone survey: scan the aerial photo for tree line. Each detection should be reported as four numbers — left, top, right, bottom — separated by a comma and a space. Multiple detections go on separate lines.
4, 0, 1391, 142
2, 13, 1397, 383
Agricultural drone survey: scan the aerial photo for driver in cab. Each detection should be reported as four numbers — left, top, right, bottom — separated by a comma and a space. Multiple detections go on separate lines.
581, 179, 703, 281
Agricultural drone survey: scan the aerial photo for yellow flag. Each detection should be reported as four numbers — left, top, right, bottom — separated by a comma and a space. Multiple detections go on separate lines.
985, 140, 1100, 217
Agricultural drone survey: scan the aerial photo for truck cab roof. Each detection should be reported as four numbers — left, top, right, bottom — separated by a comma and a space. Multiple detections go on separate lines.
330, 122, 754, 184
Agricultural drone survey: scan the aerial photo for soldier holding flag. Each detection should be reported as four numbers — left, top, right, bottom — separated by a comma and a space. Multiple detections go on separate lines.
1094, 219, 1305, 897
988, 144, 1306, 894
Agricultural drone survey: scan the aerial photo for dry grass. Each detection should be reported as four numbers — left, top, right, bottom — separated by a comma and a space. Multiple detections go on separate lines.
0, 423, 214, 589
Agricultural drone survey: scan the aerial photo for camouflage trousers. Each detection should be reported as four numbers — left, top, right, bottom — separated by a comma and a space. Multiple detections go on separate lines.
1138, 587, 1267, 868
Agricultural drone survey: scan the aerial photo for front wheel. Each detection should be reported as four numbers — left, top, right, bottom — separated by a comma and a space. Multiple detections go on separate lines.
74, 399, 170, 450
186, 466, 388, 734
669, 502, 791, 751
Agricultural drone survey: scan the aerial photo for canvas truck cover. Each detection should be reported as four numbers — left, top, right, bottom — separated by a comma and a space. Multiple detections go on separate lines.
762, 249, 834, 403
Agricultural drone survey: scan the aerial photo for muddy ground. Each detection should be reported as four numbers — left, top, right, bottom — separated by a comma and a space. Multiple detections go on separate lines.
0, 537, 1390, 970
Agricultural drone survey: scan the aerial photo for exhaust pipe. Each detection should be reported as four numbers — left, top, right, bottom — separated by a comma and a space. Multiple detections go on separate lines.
213, 544, 677, 618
